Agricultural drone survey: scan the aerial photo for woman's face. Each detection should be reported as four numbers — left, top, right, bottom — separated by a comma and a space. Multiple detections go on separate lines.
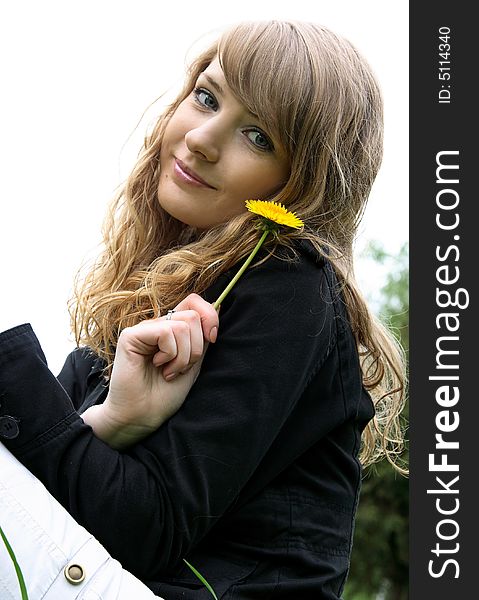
157, 58, 290, 229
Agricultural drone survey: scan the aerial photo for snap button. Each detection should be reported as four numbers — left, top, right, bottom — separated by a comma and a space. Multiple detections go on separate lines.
0, 416, 20, 439
64, 563, 86, 585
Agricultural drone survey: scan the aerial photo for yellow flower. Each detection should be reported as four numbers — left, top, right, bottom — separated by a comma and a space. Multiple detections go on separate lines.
245, 199, 304, 230
213, 200, 304, 310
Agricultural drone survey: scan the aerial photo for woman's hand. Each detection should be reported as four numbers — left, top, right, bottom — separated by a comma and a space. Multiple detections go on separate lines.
81, 294, 219, 449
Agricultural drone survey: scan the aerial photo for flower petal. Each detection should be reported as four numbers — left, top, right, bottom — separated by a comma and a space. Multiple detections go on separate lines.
245, 200, 304, 229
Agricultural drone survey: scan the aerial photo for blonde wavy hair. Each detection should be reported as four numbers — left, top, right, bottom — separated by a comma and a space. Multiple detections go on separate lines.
70, 20, 407, 473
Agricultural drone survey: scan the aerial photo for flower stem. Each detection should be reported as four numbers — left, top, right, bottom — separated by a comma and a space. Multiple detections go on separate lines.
0, 524, 29, 600
213, 230, 269, 310
183, 559, 218, 599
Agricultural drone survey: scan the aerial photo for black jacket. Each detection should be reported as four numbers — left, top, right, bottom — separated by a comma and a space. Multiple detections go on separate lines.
0, 240, 374, 599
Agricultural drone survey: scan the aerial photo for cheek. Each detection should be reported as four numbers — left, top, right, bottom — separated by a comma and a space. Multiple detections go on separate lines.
162, 108, 190, 148
238, 164, 288, 198
171, 101, 200, 133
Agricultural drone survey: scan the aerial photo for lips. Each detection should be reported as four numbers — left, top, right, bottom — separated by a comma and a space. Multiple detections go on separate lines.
174, 158, 216, 189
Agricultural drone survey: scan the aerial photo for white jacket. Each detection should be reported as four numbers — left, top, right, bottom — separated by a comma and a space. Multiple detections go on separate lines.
0, 443, 162, 600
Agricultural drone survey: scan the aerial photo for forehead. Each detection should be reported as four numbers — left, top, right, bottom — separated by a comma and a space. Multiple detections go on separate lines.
202, 57, 222, 77
199, 58, 227, 94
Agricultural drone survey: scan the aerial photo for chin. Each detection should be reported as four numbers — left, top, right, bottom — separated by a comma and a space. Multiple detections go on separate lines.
162, 208, 207, 230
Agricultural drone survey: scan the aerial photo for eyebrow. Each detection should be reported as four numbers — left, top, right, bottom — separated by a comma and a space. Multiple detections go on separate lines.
203, 74, 225, 96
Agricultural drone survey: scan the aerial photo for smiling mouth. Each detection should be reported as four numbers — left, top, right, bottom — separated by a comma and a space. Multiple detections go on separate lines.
174, 159, 216, 189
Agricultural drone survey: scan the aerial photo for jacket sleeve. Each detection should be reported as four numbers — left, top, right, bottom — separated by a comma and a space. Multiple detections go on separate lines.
0, 250, 339, 580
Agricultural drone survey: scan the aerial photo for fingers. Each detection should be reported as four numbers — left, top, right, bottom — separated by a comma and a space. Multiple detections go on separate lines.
117, 294, 218, 381
173, 293, 219, 343
161, 309, 204, 358
118, 321, 178, 365
160, 321, 192, 380
151, 325, 179, 368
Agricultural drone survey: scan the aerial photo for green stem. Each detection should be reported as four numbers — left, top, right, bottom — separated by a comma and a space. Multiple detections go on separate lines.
213, 230, 269, 310
183, 559, 218, 599
0, 524, 29, 600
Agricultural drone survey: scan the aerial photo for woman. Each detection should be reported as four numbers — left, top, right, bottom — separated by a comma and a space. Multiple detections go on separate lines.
0, 20, 406, 599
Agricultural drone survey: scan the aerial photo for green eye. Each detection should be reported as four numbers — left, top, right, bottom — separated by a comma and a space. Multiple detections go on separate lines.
193, 88, 218, 111
245, 129, 273, 151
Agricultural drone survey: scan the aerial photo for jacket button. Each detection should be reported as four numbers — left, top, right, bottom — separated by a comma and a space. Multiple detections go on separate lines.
0, 416, 20, 439
64, 563, 86, 584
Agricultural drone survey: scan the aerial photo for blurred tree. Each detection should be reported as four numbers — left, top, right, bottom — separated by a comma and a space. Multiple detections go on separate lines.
344, 242, 409, 600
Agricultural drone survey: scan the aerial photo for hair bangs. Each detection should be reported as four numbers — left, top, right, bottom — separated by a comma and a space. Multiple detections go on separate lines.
218, 21, 315, 159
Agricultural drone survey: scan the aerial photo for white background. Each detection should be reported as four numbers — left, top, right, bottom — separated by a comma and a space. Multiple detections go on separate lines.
0, 1, 408, 374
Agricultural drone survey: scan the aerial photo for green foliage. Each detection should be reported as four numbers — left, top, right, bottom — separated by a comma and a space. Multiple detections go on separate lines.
344, 242, 409, 600
369, 242, 409, 352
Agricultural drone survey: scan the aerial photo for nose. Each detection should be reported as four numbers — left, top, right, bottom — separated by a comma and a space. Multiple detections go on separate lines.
184, 119, 223, 163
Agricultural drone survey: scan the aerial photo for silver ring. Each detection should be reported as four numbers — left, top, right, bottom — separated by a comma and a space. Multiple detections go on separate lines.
165, 309, 176, 321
